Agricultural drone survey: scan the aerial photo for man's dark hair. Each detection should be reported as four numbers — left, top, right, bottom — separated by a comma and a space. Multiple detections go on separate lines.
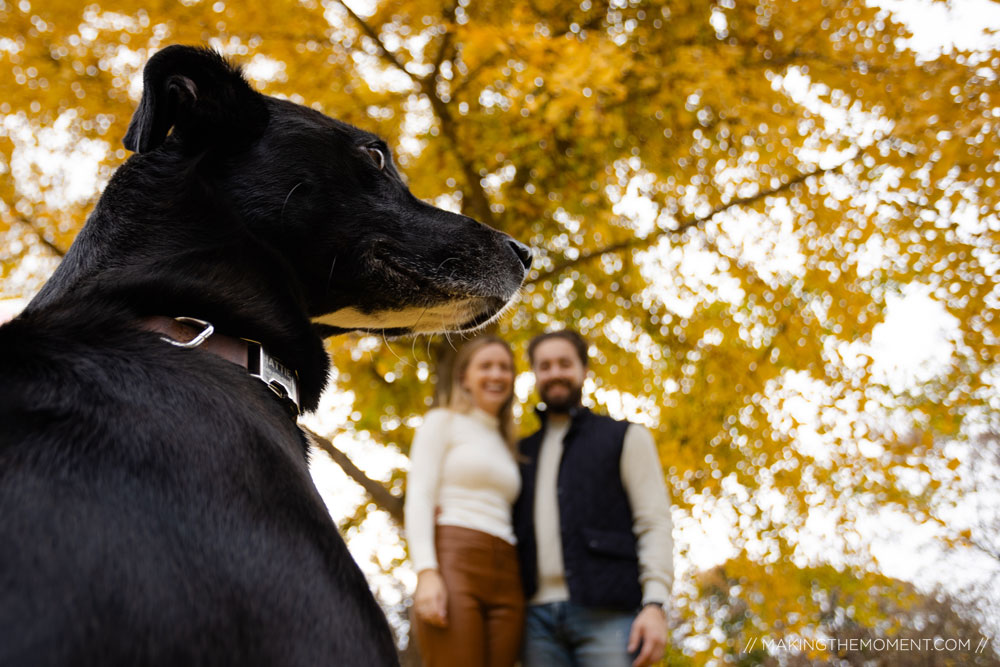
527, 329, 589, 367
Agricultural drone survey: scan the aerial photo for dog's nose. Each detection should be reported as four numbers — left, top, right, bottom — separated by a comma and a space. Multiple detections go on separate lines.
509, 239, 532, 271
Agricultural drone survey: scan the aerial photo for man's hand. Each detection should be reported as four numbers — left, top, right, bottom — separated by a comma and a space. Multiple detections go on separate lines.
414, 569, 448, 628
628, 604, 667, 667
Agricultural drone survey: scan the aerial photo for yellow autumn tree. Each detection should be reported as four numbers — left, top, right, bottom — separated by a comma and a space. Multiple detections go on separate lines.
696, 555, 997, 664
3, 0, 999, 661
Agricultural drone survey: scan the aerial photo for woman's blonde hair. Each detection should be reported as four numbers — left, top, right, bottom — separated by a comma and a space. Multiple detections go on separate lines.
448, 336, 518, 450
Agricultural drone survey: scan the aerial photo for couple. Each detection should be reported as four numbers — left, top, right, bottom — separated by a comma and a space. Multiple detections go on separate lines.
404, 330, 674, 667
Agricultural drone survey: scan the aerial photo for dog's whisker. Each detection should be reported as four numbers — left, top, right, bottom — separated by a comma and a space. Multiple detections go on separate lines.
407, 306, 431, 363
435, 257, 459, 273
326, 256, 338, 297
382, 330, 409, 366
411, 304, 430, 334
281, 182, 304, 223
327, 257, 338, 281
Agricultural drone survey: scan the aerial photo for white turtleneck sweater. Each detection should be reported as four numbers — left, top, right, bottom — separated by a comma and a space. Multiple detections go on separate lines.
404, 407, 521, 573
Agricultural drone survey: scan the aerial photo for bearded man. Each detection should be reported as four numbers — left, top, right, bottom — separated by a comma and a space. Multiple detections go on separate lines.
512, 330, 675, 667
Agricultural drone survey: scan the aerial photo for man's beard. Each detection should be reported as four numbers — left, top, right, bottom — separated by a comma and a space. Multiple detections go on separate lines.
540, 380, 583, 413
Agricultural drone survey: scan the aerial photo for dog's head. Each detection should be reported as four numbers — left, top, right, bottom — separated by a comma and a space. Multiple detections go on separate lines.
122, 45, 531, 337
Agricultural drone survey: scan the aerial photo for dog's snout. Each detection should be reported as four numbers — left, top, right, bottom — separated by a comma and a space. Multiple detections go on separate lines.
509, 239, 532, 271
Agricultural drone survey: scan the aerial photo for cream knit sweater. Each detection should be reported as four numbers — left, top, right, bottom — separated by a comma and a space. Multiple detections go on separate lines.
404, 407, 521, 573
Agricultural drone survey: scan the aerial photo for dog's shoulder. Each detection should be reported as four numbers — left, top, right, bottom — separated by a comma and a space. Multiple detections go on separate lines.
0, 301, 301, 467
0, 302, 398, 665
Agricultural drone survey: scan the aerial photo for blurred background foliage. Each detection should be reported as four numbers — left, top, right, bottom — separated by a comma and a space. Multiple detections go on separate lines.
2, 0, 999, 663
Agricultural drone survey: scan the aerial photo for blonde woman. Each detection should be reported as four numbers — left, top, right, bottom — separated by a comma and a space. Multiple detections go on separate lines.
404, 336, 523, 667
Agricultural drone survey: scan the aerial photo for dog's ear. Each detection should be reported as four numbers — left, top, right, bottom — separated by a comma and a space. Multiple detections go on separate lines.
124, 45, 267, 154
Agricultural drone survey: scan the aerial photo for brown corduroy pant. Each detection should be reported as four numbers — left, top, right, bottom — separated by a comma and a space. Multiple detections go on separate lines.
413, 525, 525, 667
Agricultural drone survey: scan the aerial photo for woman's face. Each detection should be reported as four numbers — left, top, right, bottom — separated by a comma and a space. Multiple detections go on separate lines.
461, 343, 515, 417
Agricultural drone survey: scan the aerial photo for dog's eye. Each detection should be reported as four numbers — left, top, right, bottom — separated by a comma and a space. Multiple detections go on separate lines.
365, 147, 386, 171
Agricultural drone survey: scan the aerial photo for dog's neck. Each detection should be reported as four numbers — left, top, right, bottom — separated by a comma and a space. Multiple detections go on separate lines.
26, 154, 332, 412
26, 190, 330, 411
141, 315, 301, 417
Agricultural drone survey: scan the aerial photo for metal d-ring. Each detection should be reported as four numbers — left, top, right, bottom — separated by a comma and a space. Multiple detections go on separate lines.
162, 317, 215, 349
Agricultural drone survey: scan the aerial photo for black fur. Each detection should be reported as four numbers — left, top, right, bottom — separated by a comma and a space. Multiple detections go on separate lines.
0, 46, 530, 666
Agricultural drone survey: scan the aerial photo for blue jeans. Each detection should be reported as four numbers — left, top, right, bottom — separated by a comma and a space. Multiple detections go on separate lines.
522, 601, 637, 667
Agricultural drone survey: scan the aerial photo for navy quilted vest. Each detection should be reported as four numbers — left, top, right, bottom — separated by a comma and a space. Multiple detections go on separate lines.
513, 407, 642, 610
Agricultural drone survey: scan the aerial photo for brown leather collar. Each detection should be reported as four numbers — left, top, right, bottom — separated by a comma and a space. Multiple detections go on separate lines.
143, 316, 250, 366
141, 316, 300, 416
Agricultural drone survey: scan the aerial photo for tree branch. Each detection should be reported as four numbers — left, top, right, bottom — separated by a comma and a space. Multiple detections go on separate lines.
334, 0, 495, 226
422, 91, 497, 226
450, 50, 505, 98
13, 213, 66, 257
527, 160, 850, 285
301, 425, 404, 524
429, 0, 459, 81
332, 0, 415, 81
968, 536, 1000, 563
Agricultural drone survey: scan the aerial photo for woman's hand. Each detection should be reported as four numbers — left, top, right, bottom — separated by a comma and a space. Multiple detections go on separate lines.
414, 569, 448, 627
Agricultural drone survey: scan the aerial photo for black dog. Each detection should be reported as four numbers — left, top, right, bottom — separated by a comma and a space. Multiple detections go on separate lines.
0, 46, 530, 666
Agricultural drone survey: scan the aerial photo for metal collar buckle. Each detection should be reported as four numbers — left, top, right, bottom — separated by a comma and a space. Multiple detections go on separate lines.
160, 317, 214, 348
246, 340, 301, 416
